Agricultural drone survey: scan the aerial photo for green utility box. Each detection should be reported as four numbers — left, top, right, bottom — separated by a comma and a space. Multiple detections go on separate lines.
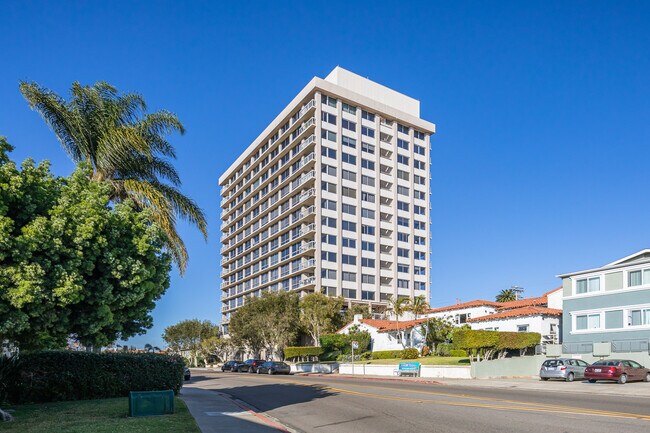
128, 390, 175, 417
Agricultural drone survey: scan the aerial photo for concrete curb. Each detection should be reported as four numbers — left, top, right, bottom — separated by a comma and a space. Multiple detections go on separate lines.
295, 373, 443, 385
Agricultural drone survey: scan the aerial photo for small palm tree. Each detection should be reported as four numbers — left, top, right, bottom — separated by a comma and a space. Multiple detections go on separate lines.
496, 288, 518, 302
410, 295, 429, 320
388, 296, 411, 348
19, 81, 207, 273
144, 343, 154, 353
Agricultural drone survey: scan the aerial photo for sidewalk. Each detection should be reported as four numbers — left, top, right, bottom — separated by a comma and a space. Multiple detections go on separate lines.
181, 386, 292, 432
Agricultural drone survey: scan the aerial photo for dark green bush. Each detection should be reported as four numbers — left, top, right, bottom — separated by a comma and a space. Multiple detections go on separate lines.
5, 351, 184, 404
371, 350, 403, 360
401, 348, 419, 359
320, 330, 371, 354
283, 346, 324, 361
449, 349, 468, 357
435, 343, 452, 356
319, 350, 341, 361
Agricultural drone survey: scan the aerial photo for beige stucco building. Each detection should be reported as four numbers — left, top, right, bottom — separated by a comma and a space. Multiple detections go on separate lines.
218, 67, 435, 333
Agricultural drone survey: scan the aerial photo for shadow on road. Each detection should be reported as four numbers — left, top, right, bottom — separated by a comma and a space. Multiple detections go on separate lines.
215, 382, 336, 412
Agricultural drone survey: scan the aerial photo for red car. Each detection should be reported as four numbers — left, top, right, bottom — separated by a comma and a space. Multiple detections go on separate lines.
584, 359, 650, 384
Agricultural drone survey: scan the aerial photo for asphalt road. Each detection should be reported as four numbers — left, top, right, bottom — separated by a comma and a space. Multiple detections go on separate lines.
185, 371, 650, 433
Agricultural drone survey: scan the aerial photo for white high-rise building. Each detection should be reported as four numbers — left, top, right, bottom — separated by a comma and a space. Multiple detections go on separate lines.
218, 67, 435, 334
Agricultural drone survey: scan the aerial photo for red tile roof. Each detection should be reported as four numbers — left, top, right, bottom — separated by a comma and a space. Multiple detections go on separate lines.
467, 307, 563, 322
338, 318, 428, 333
496, 297, 548, 310
425, 300, 502, 314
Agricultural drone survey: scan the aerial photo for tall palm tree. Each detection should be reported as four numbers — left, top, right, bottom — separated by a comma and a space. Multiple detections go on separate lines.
496, 288, 517, 302
410, 295, 429, 320
388, 296, 410, 348
19, 81, 207, 273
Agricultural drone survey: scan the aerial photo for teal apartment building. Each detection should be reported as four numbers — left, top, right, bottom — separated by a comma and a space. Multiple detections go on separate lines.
558, 250, 650, 362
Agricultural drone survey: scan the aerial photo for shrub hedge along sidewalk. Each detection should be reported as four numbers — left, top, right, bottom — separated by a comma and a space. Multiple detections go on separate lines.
2, 351, 185, 404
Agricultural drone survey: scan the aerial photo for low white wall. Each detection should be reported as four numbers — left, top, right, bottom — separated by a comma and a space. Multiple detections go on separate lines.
291, 363, 338, 373
338, 363, 472, 379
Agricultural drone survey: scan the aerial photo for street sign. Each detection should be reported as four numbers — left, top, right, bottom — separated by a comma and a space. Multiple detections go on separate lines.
351, 341, 359, 349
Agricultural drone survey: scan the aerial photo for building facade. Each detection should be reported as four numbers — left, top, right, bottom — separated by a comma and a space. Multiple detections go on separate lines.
218, 67, 435, 334
558, 250, 650, 355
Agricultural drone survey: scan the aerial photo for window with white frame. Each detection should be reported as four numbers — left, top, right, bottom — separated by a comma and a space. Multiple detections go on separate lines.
628, 268, 650, 287
628, 308, 650, 326
576, 276, 600, 294
575, 313, 600, 330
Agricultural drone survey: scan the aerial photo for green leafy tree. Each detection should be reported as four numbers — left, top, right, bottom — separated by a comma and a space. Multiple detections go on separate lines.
162, 319, 219, 367
495, 288, 517, 302
342, 304, 371, 325
421, 317, 455, 353
0, 139, 171, 349
299, 293, 344, 346
201, 336, 235, 363
229, 291, 300, 360
19, 81, 207, 273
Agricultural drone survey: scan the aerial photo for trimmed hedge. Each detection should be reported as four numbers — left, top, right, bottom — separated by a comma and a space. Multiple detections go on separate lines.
283, 346, 324, 360
453, 330, 541, 360
449, 349, 468, 357
5, 351, 184, 404
371, 350, 403, 360
401, 348, 419, 359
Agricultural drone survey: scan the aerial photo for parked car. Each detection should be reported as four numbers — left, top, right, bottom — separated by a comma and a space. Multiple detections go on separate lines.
184, 367, 191, 381
257, 361, 292, 375
584, 359, 650, 384
237, 359, 266, 373
539, 358, 590, 382
221, 360, 240, 372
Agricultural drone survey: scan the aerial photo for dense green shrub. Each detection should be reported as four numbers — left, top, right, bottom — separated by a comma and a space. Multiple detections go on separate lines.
401, 348, 419, 359
320, 334, 348, 353
435, 343, 452, 356
371, 350, 403, 360
319, 330, 371, 354
449, 349, 468, 357
5, 351, 184, 404
319, 350, 341, 362
453, 330, 541, 360
283, 346, 324, 361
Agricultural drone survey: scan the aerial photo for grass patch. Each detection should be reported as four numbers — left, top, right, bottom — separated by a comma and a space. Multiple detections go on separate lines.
353, 356, 470, 366
0, 397, 200, 433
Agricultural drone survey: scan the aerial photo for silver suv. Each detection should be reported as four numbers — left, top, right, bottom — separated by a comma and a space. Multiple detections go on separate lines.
540, 358, 590, 382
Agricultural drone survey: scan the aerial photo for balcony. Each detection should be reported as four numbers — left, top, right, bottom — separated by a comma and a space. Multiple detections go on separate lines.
221, 205, 316, 271
380, 245, 393, 254
380, 180, 392, 191
380, 196, 392, 206
380, 260, 392, 270
222, 99, 315, 196
380, 229, 392, 239
380, 132, 393, 143
380, 212, 392, 223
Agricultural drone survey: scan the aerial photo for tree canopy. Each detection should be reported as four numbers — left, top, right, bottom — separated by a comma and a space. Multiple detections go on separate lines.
229, 291, 299, 359
299, 292, 344, 346
0, 138, 171, 349
495, 288, 518, 302
162, 319, 220, 367
19, 81, 207, 273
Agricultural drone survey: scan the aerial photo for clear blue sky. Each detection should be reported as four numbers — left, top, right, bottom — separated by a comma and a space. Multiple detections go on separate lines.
1, 1, 649, 348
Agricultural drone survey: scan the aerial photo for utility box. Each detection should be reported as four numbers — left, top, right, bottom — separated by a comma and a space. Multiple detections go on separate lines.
593, 342, 612, 358
129, 390, 175, 417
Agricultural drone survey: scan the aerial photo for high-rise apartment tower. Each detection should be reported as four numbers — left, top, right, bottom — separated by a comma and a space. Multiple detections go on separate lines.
219, 67, 435, 333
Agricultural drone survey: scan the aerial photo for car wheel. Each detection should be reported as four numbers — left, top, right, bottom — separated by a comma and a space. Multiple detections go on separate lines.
566, 373, 575, 383
268, 369, 273, 375
645, 372, 650, 383
588, 379, 597, 383
257, 368, 262, 374
540, 377, 549, 381
618, 374, 627, 384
